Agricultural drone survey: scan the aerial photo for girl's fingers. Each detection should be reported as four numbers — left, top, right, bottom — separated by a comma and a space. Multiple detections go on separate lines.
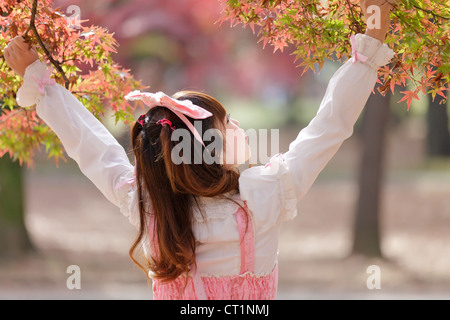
386, 0, 400, 5
365, 0, 394, 8
11, 38, 25, 52
3, 46, 10, 59
15, 37, 29, 50
381, 2, 395, 11
3, 48, 13, 66
7, 42, 16, 55
8, 36, 25, 54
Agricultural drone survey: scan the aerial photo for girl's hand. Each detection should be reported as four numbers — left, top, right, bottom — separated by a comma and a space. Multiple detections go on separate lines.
360, 0, 397, 43
3, 36, 40, 77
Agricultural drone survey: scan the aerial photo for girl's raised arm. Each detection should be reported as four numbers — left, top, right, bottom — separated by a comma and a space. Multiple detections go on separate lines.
239, 0, 396, 225
284, 33, 395, 200
284, 0, 397, 201
4, 37, 139, 228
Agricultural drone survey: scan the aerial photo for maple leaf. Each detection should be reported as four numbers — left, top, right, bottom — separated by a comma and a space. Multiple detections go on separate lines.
220, 0, 448, 106
398, 90, 420, 111
272, 37, 287, 53
428, 86, 448, 102
0, 0, 144, 165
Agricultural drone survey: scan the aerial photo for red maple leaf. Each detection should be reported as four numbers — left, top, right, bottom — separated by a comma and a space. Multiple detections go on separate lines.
398, 90, 420, 111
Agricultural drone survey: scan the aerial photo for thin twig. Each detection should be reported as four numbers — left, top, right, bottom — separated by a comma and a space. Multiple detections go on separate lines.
412, 4, 449, 21
0, 109, 23, 125
23, 0, 38, 39
24, 0, 70, 89
60, 57, 79, 64
0, 108, 34, 125
345, 0, 361, 34
73, 90, 98, 95
23, 106, 37, 138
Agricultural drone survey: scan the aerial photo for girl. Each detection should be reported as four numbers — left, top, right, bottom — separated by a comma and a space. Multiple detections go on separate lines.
4, 0, 396, 300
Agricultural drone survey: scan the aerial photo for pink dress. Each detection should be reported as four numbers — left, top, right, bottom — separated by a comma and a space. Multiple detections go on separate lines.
150, 202, 278, 300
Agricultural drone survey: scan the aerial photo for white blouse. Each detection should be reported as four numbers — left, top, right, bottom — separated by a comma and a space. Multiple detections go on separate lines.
17, 33, 395, 277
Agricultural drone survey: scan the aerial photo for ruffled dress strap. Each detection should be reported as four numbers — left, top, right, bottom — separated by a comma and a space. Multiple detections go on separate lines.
149, 201, 278, 300
188, 201, 257, 300
148, 213, 207, 299
236, 201, 255, 274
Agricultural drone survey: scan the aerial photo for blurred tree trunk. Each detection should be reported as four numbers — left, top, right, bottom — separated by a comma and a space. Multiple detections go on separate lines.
427, 90, 450, 157
0, 155, 34, 258
352, 84, 391, 257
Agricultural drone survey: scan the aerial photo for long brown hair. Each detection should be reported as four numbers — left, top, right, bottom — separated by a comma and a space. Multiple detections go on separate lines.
129, 91, 240, 282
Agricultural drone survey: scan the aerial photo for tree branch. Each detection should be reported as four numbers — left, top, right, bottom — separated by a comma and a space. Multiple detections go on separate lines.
23, 0, 70, 89
23, 0, 38, 39
0, 108, 23, 125
345, 0, 362, 34
412, 4, 449, 21
0, 107, 36, 126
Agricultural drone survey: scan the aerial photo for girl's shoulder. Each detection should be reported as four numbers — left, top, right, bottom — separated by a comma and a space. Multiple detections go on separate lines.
239, 154, 298, 227
191, 153, 298, 244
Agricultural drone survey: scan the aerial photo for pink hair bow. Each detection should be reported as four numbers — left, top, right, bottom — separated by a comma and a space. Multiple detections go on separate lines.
125, 91, 213, 146
32, 66, 56, 94
350, 34, 368, 65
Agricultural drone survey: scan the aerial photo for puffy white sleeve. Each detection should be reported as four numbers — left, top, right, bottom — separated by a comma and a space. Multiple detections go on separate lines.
16, 60, 141, 228
239, 33, 395, 228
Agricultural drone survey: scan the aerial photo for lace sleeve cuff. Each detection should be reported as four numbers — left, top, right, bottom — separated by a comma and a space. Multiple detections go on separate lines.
353, 33, 395, 70
17, 60, 56, 108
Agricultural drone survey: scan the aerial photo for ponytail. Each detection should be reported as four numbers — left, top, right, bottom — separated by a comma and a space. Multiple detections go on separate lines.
129, 92, 240, 282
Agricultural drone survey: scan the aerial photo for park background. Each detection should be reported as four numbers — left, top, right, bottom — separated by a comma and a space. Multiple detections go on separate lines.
1, 0, 449, 299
